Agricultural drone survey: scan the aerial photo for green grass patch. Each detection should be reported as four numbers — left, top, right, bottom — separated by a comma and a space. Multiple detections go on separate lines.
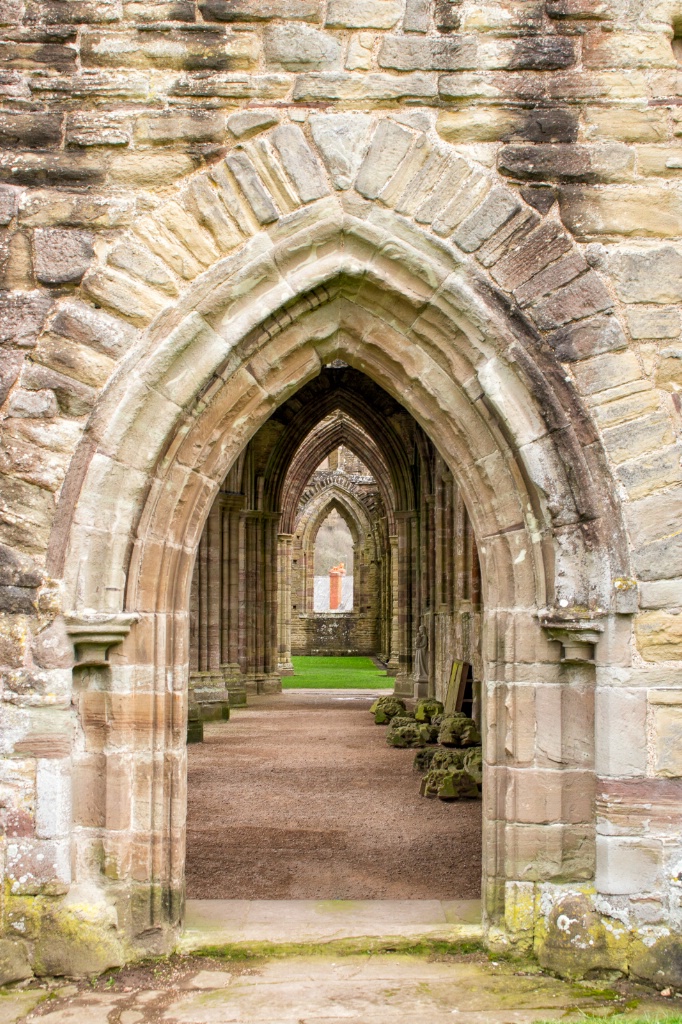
193, 936, 484, 961
283, 655, 392, 689
533, 1015, 682, 1023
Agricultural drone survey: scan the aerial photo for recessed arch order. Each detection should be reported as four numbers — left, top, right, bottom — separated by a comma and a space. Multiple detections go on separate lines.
49, 200, 630, 953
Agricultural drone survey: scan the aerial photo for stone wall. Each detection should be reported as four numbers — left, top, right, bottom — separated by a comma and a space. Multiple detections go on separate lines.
0, 0, 681, 989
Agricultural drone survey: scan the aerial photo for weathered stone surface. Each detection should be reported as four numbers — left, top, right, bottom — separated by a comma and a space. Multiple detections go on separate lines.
225, 150, 279, 224
134, 110, 226, 146
499, 143, 633, 184
627, 308, 679, 340
264, 23, 341, 71
32, 227, 94, 285
0, 291, 53, 347
227, 109, 280, 140
271, 124, 330, 203
310, 114, 371, 190
0, 937, 32, 985
355, 120, 413, 199
559, 185, 682, 239
529, 270, 613, 331
610, 247, 682, 305
326, 0, 402, 29
200, 0, 321, 21
452, 188, 521, 252
549, 315, 627, 362
293, 72, 437, 101
379, 35, 476, 71
6, 387, 59, 419
81, 28, 258, 71
438, 714, 481, 747
49, 299, 136, 358
636, 613, 682, 664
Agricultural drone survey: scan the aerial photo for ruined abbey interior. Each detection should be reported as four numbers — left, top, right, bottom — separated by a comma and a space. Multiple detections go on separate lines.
1, 0, 682, 992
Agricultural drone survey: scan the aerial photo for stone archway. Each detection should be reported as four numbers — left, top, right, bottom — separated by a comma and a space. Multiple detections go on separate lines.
44, 189, 629, 966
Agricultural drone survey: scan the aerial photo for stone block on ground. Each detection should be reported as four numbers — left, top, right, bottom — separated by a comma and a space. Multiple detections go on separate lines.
370, 695, 406, 723
414, 697, 444, 722
438, 714, 481, 747
420, 766, 480, 800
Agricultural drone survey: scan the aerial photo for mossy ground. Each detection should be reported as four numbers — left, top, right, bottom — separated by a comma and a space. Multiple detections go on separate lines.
283, 655, 392, 689
534, 1014, 682, 1022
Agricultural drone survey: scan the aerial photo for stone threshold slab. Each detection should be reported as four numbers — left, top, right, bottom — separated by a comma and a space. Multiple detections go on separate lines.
179, 899, 483, 951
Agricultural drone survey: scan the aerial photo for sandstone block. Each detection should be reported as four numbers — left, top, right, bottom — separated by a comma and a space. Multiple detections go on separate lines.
18, 189, 133, 229
610, 247, 682, 304
0, 349, 22, 405
36, 758, 71, 839
185, 179, 243, 254
0, 112, 62, 150
32, 226, 94, 285
0, 185, 20, 225
326, 0, 402, 29
559, 185, 682, 239
649, 694, 682, 776
355, 119, 414, 199
490, 219, 572, 291
227, 108, 280, 139
200, 0, 321, 20
310, 114, 372, 190
639, 578, 682, 610
134, 110, 225, 145
264, 23, 341, 71
595, 688, 647, 777
584, 31, 674, 70
529, 270, 612, 330
271, 124, 330, 203
602, 410, 675, 465
226, 150, 279, 224
6, 388, 59, 419
81, 266, 166, 324
6, 837, 71, 894
636, 612, 682, 664
627, 307, 680, 339
571, 349, 642, 395
546, 0, 614, 17
379, 34, 476, 71
49, 299, 136, 359
293, 71, 437, 101
32, 333, 114, 389
437, 107, 520, 143
549, 314, 627, 362
596, 835, 663, 895
81, 27, 258, 71
403, 0, 428, 31
499, 142, 634, 184
0, 938, 32, 986
481, 36, 578, 71
108, 151, 197, 187
345, 32, 374, 70
585, 106, 668, 143
0, 291, 53, 347
0, 149, 106, 188
0, 40, 77, 73
452, 187, 521, 253
108, 239, 179, 296
65, 112, 131, 148
658, 346, 682, 390
617, 445, 682, 501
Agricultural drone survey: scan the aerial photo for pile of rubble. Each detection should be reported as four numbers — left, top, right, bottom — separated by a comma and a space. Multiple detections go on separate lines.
370, 695, 482, 802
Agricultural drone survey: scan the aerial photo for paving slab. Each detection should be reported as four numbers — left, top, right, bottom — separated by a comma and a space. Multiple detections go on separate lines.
180, 899, 483, 951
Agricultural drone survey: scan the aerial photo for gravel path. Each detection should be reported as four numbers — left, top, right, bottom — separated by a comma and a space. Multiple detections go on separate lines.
185, 690, 482, 900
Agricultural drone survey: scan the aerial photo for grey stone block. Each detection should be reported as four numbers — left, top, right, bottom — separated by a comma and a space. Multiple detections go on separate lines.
379, 34, 476, 71
271, 124, 330, 203
264, 23, 341, 71
225, 150, 279, 224
32, 227, 94, 285
452, 187, 521, 252
355, 119, 414, 199
310, 113, 371, 190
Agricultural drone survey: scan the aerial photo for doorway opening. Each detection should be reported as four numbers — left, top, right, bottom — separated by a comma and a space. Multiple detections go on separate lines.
185, 365, 483, 902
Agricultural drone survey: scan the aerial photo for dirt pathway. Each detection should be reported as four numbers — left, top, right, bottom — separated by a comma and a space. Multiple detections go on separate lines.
185, 690, 482, 900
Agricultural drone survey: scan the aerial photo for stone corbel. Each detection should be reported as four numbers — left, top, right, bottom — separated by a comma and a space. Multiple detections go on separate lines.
540, 612, 605, 664
66, 613, 138, 667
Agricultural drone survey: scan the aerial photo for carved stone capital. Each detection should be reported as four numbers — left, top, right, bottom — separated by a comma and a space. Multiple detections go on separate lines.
540, 611, 605, 664
66, 613, 138, 667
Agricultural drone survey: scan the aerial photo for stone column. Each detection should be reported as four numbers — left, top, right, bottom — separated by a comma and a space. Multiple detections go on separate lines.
394, 511, 416, 696
220, 494, 246, 705
277, 533, 294, 675
262, 512, 282, 693
386, 534, 400, 676
192, 501, 230, 721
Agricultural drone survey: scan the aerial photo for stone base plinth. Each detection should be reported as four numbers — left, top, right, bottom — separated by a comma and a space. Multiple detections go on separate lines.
413, 680, 429, 699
